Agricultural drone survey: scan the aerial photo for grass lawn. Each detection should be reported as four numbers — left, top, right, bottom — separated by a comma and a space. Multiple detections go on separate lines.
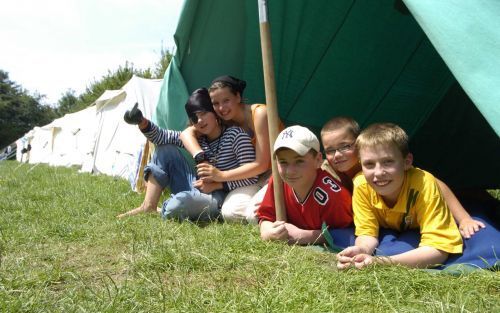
0, 160, 498, 312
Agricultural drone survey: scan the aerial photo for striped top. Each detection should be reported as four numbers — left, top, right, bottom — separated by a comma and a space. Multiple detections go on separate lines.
141, 121, 258, 191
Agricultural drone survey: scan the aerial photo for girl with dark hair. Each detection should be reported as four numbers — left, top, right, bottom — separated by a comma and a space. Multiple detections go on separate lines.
181, 76, 283, 223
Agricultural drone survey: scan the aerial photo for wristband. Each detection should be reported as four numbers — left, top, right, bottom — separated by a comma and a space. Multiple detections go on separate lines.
194, 151, 208, 164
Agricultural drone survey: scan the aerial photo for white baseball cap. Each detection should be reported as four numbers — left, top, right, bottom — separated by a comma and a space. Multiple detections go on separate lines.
274, 125, 320, 156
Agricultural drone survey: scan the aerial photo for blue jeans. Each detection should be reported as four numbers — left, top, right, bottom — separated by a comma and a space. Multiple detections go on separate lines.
144, 144, 226, 221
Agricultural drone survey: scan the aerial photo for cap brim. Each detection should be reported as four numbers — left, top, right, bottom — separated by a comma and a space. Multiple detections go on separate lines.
273, 142, 310, 157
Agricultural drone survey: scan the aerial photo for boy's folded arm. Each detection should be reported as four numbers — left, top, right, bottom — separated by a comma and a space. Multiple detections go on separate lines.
284, 223, 325, 245
380, 246, 448, 268
259, 220, 288, 241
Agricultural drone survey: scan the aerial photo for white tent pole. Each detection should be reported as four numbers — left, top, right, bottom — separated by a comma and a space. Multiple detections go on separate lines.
258, 0, 286, 221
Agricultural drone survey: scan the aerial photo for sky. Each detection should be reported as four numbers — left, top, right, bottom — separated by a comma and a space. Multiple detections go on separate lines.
0, 0, 184, 105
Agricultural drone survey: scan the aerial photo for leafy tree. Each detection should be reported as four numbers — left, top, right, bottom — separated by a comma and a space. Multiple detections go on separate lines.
58, 47, 173, 115
77, 62, 136, 108
153, 46, 174, 79
0, 46, 174, 148
56, 89, 78, 116
0, 70, 57, 148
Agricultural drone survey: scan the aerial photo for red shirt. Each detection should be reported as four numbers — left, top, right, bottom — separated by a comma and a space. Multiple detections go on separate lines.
257, 169, 353, 229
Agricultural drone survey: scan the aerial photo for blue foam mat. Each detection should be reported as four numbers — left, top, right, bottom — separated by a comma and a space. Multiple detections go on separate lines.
326, 214, 499, 270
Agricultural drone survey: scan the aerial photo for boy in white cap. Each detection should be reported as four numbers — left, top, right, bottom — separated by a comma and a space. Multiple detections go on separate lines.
257, 125, 353, 245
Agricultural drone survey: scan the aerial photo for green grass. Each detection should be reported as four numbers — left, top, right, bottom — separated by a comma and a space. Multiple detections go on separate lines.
0, 160, 498, 312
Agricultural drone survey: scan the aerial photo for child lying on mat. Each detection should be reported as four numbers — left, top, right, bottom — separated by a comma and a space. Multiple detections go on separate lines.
320, 116, 485, 239
336, 123, 462, 269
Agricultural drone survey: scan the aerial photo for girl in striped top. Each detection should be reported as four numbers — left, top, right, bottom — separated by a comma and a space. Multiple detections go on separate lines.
181, 76, 284, 223
117, 88, 258, 221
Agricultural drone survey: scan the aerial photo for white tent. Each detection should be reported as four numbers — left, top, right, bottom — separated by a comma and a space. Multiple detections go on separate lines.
81, 76, 163, 188
26, 126, 54, 164
15, 75, 163, 191
48, 106, 97, 168
16, 105, 97, 167
16, 129, 34, 163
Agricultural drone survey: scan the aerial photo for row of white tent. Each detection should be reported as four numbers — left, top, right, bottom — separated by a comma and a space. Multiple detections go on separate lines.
15, 76, 163, 191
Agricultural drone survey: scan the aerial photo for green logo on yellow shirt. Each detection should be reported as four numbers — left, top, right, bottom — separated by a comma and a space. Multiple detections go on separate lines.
400, 188, 419, 230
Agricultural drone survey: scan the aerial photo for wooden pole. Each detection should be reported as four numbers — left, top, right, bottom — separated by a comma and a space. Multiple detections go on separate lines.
258, 0, 286, 221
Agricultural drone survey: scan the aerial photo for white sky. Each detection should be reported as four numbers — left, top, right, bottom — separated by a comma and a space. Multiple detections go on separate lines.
0, 0, 184, 105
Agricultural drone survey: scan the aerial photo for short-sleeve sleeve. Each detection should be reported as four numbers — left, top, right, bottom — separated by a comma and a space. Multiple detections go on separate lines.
416, 179, 463, 254
256, 177, 276, 223
353, 182, 379, 238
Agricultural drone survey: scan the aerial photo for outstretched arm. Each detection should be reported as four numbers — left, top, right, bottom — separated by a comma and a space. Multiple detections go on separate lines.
336, 235, 378, 270
436, 178, 485, 238
349, 246, 448, 270
337, 236, 448, 269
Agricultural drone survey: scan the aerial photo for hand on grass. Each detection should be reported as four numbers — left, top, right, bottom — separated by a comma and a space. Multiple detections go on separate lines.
284, 223, 303, 244
266, 221, 288, 241
458, 217, 485, 239
336, 246, 366, 270
351, 254, 375, 269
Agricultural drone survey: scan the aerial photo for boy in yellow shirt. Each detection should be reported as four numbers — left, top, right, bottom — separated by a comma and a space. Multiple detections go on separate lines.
321, 116, 484, 239
337, 123, 463, 269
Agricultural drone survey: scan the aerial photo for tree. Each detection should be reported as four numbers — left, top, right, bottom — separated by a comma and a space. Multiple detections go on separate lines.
153, 47, 174, 79
60, 47, 173, 114
0, 70, 57, 148
77, 62, 136, 108
0, 46, 175, 148
56, 89, 78, 116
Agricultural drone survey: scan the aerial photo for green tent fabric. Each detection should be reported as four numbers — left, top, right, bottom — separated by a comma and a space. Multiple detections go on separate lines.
404, 0, 500, 136
154, 0, 499, 189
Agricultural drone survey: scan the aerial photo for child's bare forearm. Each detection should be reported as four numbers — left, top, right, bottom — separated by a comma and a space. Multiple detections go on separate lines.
436, 178, 470, 223
379, 246, 448, 268
180, 126, 203, 156
354, 235, 379, 255
287, 228, 325, 245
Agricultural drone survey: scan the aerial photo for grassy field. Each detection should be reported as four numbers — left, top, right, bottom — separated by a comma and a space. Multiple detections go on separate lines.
0, 160, 498, 312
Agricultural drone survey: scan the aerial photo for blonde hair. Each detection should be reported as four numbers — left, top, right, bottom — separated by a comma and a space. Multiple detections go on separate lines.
321, 116, 360, 138
356, 123, 409, 157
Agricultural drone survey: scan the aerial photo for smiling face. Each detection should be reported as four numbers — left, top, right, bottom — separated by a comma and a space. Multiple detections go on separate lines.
359, 144, 413, 207
276, 148, 322, 196
210, 86, 243, 122
192, 111, 219, 138
322, 127, 359, 176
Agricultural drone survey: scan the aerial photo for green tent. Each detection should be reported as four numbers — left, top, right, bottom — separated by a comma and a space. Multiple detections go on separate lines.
154, 0, 500, 189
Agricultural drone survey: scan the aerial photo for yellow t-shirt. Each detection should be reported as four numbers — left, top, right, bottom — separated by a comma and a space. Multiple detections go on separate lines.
352, 167, 463, 254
